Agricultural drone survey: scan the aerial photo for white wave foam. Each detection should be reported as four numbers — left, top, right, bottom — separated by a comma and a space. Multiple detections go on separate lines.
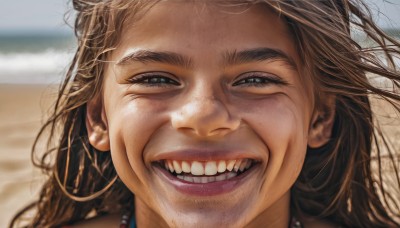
0, 50, 73, 84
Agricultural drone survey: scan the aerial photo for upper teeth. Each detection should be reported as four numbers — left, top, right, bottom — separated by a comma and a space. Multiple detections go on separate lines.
163, 159, 252, 176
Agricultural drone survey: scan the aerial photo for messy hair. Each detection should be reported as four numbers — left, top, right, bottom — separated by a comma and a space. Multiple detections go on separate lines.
11, 0, 400, 227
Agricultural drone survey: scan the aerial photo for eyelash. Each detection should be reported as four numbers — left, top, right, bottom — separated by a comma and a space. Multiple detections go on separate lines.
127, 73, 180, 87
232, 73, 288, 87
127, 72, 287, 88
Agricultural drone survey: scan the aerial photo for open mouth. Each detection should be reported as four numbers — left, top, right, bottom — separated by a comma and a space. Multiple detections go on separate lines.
155, 159, 257, 184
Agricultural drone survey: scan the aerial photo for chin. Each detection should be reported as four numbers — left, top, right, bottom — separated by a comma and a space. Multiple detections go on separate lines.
164, 210, 248, 228
156, 195, 259, 228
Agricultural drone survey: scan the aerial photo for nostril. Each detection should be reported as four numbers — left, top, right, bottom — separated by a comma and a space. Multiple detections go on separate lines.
176, 127, 198, 135
208, 128, 233, 136
183, 127, 235, 138
173, 121, 241, 138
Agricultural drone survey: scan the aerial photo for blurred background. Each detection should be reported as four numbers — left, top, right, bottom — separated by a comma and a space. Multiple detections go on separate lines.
0, 0, 399, 227
0, 1, 74, 226
0, 0, 74, 84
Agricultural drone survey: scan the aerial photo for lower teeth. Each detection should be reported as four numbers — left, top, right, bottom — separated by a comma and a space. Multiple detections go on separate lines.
176, 172, 237, 183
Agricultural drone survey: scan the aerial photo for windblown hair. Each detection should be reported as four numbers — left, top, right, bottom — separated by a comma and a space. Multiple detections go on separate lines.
10, 0, 400, 227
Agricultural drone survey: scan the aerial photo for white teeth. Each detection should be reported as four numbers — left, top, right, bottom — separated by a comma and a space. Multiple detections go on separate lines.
233, 159, 242, 172
227, 172, 237, 179
217, 160, 226, 173
177, 172, 237, 183
184, 176, 193, 182
167, 161, 174, 173
163, 159, 254, 177
246, 160, 251, 169
239, 160, 247, 172
205, 161, 217, 175
173, 160, 182, 174
193, 176, 202, 183
227, 160, 235, 171
191, 161, 204, 175
216, 173, 227, 181
182, 161, 191, 173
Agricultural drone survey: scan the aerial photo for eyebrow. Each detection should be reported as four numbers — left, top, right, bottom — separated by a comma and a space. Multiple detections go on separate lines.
116, 50, 193, 68
223, 48, 297, 70
116, 47, 297, 70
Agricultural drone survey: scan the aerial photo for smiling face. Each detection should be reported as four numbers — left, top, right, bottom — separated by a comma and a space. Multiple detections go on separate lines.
86, 1, 333, 227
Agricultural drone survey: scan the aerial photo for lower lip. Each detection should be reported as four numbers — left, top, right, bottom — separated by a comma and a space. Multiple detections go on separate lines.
154, 164, 258, 196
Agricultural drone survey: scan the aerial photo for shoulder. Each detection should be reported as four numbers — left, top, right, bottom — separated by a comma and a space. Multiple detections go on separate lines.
65, 213, 121, 228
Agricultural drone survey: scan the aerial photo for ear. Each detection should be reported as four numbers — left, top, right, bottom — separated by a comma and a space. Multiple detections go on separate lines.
86, 95, 110, 152
308, 96, 336, 148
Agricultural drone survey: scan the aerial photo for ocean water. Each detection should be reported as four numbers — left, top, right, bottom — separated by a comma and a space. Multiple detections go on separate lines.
0, 33, 76, 84
0, 30, 399, 84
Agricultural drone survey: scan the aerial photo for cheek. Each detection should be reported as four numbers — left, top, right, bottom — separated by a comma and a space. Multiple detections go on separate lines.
241, 95, 308, 154
106, 97, 169, 192
239, 95, 309, 194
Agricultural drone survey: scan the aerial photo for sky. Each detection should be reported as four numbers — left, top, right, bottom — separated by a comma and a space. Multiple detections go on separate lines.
0, 0, 399, 34
0, 0, 72, 34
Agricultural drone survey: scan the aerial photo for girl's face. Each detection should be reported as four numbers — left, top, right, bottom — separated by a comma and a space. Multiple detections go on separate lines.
88, 1, 322, 227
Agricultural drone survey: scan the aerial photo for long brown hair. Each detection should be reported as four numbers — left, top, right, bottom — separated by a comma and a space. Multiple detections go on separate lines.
10, 0, 400, 227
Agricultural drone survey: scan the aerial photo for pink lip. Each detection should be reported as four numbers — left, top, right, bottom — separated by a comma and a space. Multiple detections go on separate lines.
150, 149, 261, 162
153, 163, 259, 196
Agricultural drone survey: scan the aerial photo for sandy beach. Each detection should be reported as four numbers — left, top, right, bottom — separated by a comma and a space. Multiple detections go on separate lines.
0, 84, 57, 227
0, 84, 399, 227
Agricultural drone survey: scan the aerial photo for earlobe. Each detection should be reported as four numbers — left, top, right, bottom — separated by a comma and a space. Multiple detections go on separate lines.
86, 95, 110, 152
308, 96, 336, 148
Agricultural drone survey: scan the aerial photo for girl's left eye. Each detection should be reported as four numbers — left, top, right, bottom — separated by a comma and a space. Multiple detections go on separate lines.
127, 73, 180, 87
232, 72, 288, 87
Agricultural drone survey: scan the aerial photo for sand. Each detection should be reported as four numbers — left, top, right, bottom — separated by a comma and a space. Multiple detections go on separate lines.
0, 84, 57, 227
0, 84, 398, 227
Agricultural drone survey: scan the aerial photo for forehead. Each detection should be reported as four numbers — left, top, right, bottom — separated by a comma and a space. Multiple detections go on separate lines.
113, 1, 297, 61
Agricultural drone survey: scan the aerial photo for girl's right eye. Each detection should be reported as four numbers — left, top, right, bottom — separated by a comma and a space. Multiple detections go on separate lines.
127, 72, 180, 87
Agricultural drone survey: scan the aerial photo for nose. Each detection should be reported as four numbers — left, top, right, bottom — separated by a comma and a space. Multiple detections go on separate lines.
171, 96, 240, 137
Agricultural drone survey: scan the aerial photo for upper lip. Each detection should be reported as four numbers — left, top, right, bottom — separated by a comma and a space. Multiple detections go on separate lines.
150, 149, 262, 162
